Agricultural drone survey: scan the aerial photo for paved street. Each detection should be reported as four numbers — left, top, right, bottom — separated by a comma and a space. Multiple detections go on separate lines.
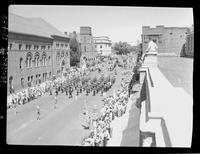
7, 65, 125, 145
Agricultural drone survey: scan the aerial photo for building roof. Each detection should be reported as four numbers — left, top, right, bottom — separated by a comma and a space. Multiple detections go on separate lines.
9, 13, 67, 38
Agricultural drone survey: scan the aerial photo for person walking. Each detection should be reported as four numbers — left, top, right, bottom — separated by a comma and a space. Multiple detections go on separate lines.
36, 105, 40, 120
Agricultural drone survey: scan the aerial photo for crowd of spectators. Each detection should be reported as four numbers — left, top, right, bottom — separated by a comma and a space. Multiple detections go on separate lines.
81, 70, 134, 146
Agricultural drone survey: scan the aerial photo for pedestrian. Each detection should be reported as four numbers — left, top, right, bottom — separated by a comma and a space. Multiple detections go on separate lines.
36, 105, 40, 120
54, 95, 57, 109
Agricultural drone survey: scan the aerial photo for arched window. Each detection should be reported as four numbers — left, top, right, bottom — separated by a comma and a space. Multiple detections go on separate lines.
35, 52, 40, 67
21, 78, 24, 88
48, 56, 51, 65
42, 52, 46, 66
19, 57, 23, 69
26, 52, 32, 68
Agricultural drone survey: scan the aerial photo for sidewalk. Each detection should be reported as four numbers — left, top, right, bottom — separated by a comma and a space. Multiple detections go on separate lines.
107, 85, 141, 146
141, 57, 193, 147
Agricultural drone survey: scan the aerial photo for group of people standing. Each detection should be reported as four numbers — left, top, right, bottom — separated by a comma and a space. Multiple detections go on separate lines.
81, 69, 135, 146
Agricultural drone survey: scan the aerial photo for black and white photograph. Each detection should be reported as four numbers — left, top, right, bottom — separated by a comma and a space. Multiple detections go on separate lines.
6, 5, 194, 147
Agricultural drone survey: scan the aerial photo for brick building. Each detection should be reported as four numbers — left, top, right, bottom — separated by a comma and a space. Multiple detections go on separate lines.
185, 26, 194, 58
79, 26, 97, 66
8, 13, 70, 94
142, 25, 188, 56
79, 27, 97, 58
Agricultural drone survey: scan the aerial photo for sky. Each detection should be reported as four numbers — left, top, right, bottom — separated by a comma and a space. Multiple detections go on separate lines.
9, 5, 193, 46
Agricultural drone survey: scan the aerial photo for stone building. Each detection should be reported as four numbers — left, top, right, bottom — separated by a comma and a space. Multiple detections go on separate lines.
142, 25, 188, 56
93, 36, 112, 56
8, 13, 70, 94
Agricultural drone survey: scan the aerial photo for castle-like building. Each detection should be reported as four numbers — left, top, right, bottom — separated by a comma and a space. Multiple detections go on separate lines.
142, 25, 188, 56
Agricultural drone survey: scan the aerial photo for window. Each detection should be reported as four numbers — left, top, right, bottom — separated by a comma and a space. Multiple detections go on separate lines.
31, 75, 33, 84
19, 44, 22, 50
19, 58, 23, 69
35, 53, 40, 67
41, 45, 45, 50
100, 45, 102, 48
65, 44, 68, 48
84, 46, 86, 52
26, 52, 32, 68
49, 72, 51, 78
48, 46, 50, 50
42, 52, 46, 66
38, 74, 41, 84
170, 32, 173, 35
47, 56, 50, 65
26, 44, 31, 50
21, 78, 24, 88
27, 76, 31, 87
56, 43, 59, 48
8, 43, 12, 50
36, 75, 38, 85
34, 45, 39, 50
61, 44, 64, 48
57, 52, 60, 61
95, 45, 97, 48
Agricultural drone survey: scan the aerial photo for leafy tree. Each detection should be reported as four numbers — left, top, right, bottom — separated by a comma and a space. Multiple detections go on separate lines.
69, 32, 81, 66
113, 41, 136, 55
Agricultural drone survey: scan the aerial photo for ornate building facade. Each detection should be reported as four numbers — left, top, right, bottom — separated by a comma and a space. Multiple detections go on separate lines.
8, 13, 70, 94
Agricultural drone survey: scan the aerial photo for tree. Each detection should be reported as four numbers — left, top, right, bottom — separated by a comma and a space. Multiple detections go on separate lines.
113, 41, 136, 55
69, 32, 81, 66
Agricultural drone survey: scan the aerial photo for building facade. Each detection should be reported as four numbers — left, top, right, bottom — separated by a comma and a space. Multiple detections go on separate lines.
185, 26, 194, 58
79, 27, 97, 66
8, 13, 70, 94
93, 36, 112, 56
142, 25, 188, 56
